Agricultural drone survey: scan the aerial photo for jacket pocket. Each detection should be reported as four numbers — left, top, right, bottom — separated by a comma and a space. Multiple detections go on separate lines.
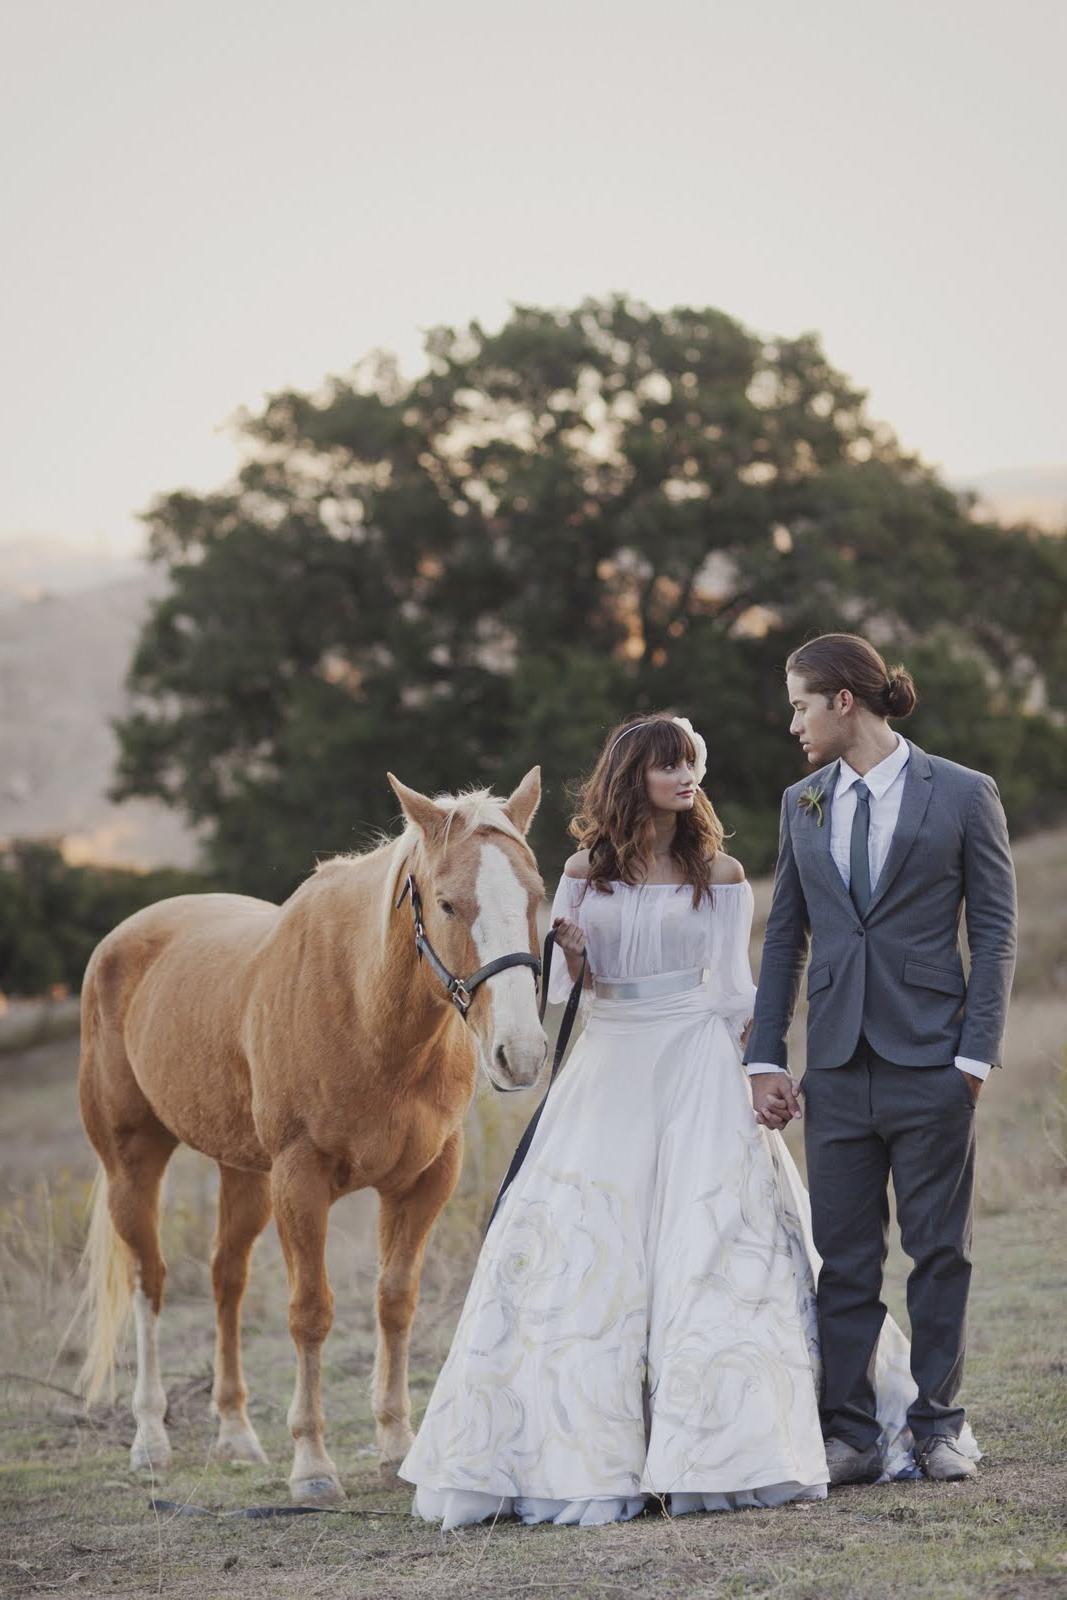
902, 958, 966, 997
807, 961, 832, 998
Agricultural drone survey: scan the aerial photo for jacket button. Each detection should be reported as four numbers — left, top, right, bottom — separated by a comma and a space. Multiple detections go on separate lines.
855, 927, 865, 937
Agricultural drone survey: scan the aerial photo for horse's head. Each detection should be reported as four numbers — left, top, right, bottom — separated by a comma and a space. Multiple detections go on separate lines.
387, 769, 549, 1092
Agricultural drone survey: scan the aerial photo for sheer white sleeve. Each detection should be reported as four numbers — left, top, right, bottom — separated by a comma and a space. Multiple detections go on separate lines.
545, 874, 587, 1007
705, 882, 758, 1052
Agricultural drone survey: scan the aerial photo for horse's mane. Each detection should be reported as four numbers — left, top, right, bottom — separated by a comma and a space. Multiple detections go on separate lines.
313, 787, 533, 914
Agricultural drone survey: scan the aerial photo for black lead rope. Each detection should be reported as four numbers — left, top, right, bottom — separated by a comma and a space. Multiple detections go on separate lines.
484, 928, 586, 1234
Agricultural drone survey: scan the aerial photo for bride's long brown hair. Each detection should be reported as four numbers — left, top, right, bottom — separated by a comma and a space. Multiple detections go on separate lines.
568, 714, 725, 907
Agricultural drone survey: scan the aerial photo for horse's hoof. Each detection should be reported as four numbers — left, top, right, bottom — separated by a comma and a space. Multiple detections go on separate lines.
130, 1430, 172, 1474
290, 1475, 346, 1508
377, 1460, 407, 1489
214, 1421, 269, 1466
376, 1423, 415, 1462
216, 1436, 269, 1466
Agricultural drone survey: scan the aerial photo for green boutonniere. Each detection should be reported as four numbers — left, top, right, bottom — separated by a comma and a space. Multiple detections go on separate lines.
798, 785, 826, 826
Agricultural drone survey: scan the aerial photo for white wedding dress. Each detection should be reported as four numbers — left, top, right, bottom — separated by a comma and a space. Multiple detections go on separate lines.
399, 874, 978, 1530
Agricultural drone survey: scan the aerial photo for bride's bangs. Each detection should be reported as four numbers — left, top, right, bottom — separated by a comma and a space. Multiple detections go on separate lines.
609, 717, 695, 775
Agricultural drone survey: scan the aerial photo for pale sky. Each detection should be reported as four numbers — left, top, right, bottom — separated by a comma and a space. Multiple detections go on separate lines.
1, 0, 1063, 555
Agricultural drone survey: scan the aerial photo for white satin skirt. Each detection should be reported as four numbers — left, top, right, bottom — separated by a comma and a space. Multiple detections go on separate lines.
399, 973, 978, 1530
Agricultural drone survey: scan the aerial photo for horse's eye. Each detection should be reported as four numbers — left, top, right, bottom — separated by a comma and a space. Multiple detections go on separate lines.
439, 900, 455, 917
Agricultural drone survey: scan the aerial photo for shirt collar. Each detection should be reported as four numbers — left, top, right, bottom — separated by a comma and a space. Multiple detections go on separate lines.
836, 735, 910, 801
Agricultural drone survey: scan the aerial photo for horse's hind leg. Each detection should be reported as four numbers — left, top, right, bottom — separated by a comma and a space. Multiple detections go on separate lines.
79, 951, 178, 1471
211, 1166, 272, 1465
107, 1126, 178, 1472
373, 1130, 463, 1473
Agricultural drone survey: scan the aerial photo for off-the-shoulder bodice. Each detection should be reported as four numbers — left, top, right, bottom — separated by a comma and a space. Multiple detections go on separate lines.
546, 874, 757, 1031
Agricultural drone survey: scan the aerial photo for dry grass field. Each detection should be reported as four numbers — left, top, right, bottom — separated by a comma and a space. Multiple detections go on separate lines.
1, 830, 1065, 1598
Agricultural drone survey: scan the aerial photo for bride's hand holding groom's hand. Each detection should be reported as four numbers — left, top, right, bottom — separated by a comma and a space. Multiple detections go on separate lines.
750, 1072, 802, 1132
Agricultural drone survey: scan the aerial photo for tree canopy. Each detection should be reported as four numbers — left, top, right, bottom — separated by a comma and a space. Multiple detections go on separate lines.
111, 296, 1067, 897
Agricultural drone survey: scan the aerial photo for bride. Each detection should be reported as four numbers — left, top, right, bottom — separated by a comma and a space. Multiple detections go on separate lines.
399, 713, 968, 1529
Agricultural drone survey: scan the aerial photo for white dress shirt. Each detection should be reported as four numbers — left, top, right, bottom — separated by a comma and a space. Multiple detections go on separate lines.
748, 735, 990, 1082
832, 734, 911, 890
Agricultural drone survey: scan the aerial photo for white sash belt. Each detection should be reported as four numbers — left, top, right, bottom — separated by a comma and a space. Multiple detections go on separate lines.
592, 966, 707, 1001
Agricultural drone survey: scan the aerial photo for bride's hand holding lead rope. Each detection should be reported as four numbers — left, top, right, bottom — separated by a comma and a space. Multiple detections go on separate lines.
552, 916, 587, 982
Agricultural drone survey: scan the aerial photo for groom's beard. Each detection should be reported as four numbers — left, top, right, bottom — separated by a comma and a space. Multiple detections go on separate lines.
799, 735, 846, 766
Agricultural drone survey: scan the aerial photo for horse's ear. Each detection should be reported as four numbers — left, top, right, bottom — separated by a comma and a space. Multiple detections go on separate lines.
503, 766, 542, 836
387, 773, 446, 839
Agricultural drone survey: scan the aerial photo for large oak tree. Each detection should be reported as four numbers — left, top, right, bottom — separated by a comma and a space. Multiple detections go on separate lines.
112, 297, 1067, 896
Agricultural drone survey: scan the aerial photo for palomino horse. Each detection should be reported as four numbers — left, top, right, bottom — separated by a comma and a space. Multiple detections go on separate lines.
77, 769, 548, 1504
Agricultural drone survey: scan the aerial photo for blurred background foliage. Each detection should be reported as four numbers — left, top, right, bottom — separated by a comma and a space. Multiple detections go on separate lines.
0, 842, 211, 998
48, 296, 1067, 918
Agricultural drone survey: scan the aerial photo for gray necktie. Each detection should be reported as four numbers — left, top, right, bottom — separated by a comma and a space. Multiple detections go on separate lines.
849, 782, 872, 916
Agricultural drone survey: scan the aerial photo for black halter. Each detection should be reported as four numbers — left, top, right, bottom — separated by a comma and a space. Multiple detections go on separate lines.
395, 869, 586, 1230
395, 873, 542, 1019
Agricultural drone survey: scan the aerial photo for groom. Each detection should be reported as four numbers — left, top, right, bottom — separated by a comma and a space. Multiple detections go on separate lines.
743, 633, 1017, 1486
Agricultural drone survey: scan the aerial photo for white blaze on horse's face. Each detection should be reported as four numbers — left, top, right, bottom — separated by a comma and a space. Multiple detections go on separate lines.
470, 841, 547, 1091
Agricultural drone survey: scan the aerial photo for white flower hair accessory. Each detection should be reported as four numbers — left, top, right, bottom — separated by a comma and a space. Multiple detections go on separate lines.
671, 716, 707, 785
606, 715, 708, 785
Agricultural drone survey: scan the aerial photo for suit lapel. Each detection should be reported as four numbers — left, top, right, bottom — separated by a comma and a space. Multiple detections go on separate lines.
795, 760, 854, 913
864, 741, 933, 917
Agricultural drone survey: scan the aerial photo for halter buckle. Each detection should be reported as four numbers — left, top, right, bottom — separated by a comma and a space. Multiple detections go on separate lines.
449, 979, 472, 1015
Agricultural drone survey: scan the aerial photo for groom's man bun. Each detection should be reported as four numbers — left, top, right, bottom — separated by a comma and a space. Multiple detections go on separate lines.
884, 666, 918, 718
787, 634, 918, 721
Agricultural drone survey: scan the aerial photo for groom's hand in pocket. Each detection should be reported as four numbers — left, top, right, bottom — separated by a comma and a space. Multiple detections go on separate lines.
960, 1069, 983, 1104
750, 1072, 802, 1130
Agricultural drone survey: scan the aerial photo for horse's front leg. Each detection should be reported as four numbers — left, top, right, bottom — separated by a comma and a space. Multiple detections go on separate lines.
211, 1165, 272, 1465
373, 1129, 463, 1474
270, 1139, 344, 1506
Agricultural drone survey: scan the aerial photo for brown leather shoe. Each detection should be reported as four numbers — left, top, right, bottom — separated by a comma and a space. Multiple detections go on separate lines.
915, 1435, 978, 1481
824, 1436, 882, 1485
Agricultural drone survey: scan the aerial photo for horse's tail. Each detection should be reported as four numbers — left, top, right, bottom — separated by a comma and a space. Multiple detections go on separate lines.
74, 1166, 132, 1404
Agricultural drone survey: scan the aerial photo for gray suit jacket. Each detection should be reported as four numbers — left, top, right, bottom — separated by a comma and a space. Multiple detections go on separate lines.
743, 742, 1018, 1071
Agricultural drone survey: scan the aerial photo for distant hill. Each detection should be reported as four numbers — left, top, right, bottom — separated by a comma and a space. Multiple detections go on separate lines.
0, 567, 200, 869
0, 533, 148, 608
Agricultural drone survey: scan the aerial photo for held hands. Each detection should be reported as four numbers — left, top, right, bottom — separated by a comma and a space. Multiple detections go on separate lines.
750, 1072, 802, 1131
